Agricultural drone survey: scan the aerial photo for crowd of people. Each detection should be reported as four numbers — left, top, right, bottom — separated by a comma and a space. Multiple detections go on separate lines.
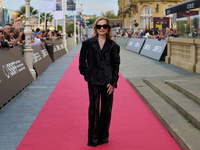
0, 23, 64, 49
114, 27, 178, 40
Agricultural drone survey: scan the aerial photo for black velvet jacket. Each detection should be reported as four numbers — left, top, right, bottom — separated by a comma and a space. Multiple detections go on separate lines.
79, 37, 120, 88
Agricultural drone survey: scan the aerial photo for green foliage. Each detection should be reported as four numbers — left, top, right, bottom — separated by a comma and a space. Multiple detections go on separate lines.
17, 6, 38, 18
177, 20, 187, 34
40, 12, 53, 31
65, 23, 78, 34
56, 25, 62, 31
86, 15, 98, 26
16, 6, 38, 28
100, 10, 118, 19
186, 24, 190, 35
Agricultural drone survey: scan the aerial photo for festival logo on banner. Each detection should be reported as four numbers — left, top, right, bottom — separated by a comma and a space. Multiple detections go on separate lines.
2, 60, 26, 79
54, 44, 65, 52
40, 44, 49, 58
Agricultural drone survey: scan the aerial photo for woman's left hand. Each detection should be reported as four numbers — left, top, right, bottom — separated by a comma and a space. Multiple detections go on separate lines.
107, 84, 114, 95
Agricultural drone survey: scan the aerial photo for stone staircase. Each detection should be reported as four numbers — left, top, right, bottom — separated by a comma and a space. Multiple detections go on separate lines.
127, 76, 200, 150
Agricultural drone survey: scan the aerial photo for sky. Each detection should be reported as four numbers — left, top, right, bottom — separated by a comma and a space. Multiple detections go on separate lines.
2, 0, 118, 16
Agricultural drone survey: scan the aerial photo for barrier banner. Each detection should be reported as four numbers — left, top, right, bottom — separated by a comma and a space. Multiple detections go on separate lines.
125, 38, 146, 53
140, 39, 167, 61
45, 40, 66, 61
0, 47, 34, 108
33, 44, 52, 76
53, 40, 66, 60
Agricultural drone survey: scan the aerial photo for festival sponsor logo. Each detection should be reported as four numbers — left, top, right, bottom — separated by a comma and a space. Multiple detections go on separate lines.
56, 44, 61, 51
152, 46, 163, 53
143, 44, 151, 50
40, 49, 49, 58
60, 44, 65, 49
33, 52, 42, 64
128, 42, 133, 47
2, 60, 26, 79
54, 46, 57, 52
134, 43, 140, 48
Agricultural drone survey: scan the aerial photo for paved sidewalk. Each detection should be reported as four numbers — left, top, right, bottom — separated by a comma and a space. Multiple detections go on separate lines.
0, 45, 199, 150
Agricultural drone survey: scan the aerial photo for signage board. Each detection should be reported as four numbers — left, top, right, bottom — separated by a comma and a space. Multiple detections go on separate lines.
67, 0, 76, 11
140, 39, 167, 61
0, 47, 34, 108
33, 44, 52, 76
52, 40, 66, 60
125, 38, 145, 53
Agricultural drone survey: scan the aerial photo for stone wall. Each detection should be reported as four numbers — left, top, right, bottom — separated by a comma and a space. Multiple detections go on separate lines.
165, 38, 200, 74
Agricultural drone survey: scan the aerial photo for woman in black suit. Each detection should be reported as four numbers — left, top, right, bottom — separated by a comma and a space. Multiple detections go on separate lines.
79, 17, 120, 147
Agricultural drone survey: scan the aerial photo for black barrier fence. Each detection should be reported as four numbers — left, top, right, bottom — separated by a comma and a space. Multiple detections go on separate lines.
0, 47, 34, 108
125, 38, 167, 61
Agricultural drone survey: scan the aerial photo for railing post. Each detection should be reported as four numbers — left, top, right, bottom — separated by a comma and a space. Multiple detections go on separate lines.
24, 0, 36, 80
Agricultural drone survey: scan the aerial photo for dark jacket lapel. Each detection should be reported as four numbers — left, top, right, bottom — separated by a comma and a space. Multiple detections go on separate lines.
90, 37, 101, 54
101, 39, 113, 54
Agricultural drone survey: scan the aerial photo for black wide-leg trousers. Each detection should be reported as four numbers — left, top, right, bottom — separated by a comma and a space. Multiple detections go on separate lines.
87, 83, 113, 145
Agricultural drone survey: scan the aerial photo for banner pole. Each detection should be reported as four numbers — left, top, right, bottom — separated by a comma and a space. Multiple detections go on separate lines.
74, 10, 76, 44
38, 0, 41, 28
78, 21, 80, 43
44, 11, 46, 30
63, 0, 67, 52
9, 0, 11, 23
56, 19, 58, 30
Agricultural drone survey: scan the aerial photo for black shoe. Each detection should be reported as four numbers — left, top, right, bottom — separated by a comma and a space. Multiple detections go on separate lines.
98, 139, 108, 145
87, 141, 99, 147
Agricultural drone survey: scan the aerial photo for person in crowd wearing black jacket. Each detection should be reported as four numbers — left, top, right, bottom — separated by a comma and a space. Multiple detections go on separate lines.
79, 17, 120, 147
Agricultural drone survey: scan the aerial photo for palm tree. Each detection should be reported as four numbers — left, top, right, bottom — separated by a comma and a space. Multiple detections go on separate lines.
16, 6, 38, 28
40, 12, 54, 31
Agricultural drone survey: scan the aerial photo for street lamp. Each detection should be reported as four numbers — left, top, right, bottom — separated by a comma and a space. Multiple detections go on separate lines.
128, 8, 131, 18
24, 0, 36, 79
156, 4, 159, 13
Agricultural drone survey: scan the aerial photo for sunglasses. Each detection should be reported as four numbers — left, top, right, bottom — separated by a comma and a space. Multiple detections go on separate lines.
96, 24, 109, 29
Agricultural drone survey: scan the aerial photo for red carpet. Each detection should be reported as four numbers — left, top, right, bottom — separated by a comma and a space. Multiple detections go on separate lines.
17, 53, 181, 150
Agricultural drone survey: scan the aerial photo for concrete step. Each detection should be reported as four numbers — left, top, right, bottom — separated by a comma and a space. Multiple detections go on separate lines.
164, 77, 200, 105
127, 78, 200, 150
143, 78, 200, 130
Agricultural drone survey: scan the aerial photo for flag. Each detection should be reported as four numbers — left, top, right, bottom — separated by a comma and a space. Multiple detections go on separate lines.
41, 0, 56, 11
40, 44, 45, 50
53, 0, 64, 19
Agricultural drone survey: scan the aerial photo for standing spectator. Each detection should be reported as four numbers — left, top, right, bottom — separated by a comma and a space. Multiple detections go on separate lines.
4, 24, 12, 34
128, 31, 132, 38
0, 31, 4, 41
171, 28, 178, 37
164, 28, 171, 39
139, 28, 146, 37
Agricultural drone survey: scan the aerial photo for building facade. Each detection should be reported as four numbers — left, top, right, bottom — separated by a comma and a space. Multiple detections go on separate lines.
118, 0, 186, 31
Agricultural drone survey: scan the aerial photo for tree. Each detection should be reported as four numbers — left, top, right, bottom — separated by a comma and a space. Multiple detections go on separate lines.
16, 6, 38, 28
65, 22, 78, 34
100, 10, 118, 19
40, 12, 53, 31
86, 15, 98, 26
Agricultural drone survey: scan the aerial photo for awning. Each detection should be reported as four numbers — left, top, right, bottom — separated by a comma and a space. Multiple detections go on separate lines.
165, 0, 200, 15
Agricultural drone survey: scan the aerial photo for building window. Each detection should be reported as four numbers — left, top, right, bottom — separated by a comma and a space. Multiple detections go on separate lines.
141, 7, 153, 28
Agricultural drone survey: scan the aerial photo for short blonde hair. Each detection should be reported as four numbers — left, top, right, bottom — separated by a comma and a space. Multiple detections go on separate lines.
91, 17, 112, 39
